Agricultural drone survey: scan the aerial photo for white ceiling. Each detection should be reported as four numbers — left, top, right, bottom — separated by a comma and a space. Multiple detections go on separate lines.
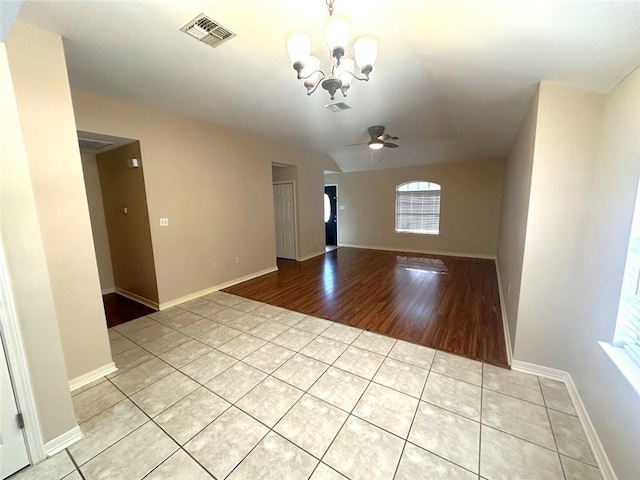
17, 0, 640, 173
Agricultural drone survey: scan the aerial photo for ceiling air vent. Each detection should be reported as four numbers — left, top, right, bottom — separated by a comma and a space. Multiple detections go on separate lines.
78, 138, 114, 151
325, 102, 352, 113
181, 13, 236, 48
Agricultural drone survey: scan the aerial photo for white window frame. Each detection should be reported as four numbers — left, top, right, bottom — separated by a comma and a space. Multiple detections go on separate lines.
395, 181, 441, 235
600, 176, 640, 395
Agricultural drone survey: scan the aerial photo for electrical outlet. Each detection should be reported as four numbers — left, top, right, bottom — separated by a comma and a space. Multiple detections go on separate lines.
235, 257, 240, 264
159, 218, 169, 227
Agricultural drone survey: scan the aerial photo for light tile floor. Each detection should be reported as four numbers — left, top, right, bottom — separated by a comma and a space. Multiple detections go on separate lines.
10, 292, 602, 480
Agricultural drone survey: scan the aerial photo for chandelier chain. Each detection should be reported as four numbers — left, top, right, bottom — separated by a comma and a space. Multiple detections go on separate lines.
326, 0, 335, 16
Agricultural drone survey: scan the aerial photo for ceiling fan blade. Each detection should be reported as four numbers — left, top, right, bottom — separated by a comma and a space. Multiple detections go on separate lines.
384, 142, 399, 148
379, 133, 400, 141
343, 142, 368, 147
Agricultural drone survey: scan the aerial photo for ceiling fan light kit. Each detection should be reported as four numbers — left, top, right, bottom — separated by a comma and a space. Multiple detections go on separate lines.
286, 0, 378, 100
344, 126, 400, 150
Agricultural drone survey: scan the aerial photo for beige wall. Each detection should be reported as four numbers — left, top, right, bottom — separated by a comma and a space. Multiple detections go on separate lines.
81, 153, 115, 293
0, 41, 76, 443
5, 22, 112, 382
97, 143, 158, 303
496, 88, 539, 349
324, 159, 504, 257
501, 76, 640, 479
72, 90, 339, 305
514, 83, 604, 365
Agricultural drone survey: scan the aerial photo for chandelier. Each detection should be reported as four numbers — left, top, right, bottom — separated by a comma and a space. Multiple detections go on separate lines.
286, 0, 379, 100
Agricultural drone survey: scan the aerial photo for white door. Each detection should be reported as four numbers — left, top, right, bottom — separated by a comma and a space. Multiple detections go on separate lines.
1, 334, 29, 479
273, 183, 296, 259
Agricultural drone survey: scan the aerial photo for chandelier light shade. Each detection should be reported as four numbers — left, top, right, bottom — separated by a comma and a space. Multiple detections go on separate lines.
286, 0, 378, 100
286, 32, 311, 64
354, 36, 378, 72
324, 15, 350, 54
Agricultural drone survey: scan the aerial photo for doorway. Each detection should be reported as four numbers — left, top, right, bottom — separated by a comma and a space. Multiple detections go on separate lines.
273, 182, 297, 260
325, 185, 338, 250
79, 131, 159, 327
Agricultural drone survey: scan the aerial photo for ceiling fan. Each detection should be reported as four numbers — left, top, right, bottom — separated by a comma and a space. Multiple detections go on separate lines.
344, 126, 399, 150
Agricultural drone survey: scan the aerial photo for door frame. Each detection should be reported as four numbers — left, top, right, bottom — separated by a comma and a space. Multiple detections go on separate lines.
0, 242, 46, 465
272, 181, 298, 261
324, 183, 339, 246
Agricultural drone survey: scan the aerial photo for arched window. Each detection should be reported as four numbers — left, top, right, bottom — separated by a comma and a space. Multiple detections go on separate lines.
395, 181, 441, 235
323, 193, 331, 223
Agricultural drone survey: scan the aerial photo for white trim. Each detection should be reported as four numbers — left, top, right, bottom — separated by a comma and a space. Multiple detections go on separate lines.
0, 244, 45, 463
297, 250, 326, 262
68, 362, 117, 392
115, 288, 159, 310
43, 426, 83, 457
339, 243, 496, 260
511, 360, 566, 381
599, 342, 640, 396
511, 360, 618, 480
101, 286, 115, 295
159, 266, 278, 310
494, 259, 513, 365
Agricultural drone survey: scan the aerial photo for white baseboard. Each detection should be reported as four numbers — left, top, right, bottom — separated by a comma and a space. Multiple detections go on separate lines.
511, 360, 566, 381
339, 243, 496, 260
493, 259, 513, 365
69, 362, 117, 392
115, 288, 159, 310
44, 425, 84, 456
297, 250, 326, 262
511, 360, 617, 480
101, 286, 115, 295
159, 266, 279, 310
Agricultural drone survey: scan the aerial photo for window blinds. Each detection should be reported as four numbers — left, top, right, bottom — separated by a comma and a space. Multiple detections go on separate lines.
615, 182, 640, 368
616, 239, 640, 367
395, 190, 440, 234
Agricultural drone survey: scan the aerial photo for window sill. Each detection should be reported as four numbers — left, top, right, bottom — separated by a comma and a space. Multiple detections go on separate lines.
395, 230, 440, 236
599, 342, 640, 396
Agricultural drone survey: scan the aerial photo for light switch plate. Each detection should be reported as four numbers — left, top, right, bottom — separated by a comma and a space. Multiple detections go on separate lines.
160, 218, 169, 226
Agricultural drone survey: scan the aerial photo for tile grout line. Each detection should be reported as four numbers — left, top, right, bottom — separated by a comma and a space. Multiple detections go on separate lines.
64, 448, 87, 480
391, 350, 435, 479
539, 376, 569, 480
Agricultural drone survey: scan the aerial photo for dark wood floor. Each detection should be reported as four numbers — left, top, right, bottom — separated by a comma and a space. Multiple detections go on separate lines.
225, 247, 507, 366
103, 293, 156, 328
